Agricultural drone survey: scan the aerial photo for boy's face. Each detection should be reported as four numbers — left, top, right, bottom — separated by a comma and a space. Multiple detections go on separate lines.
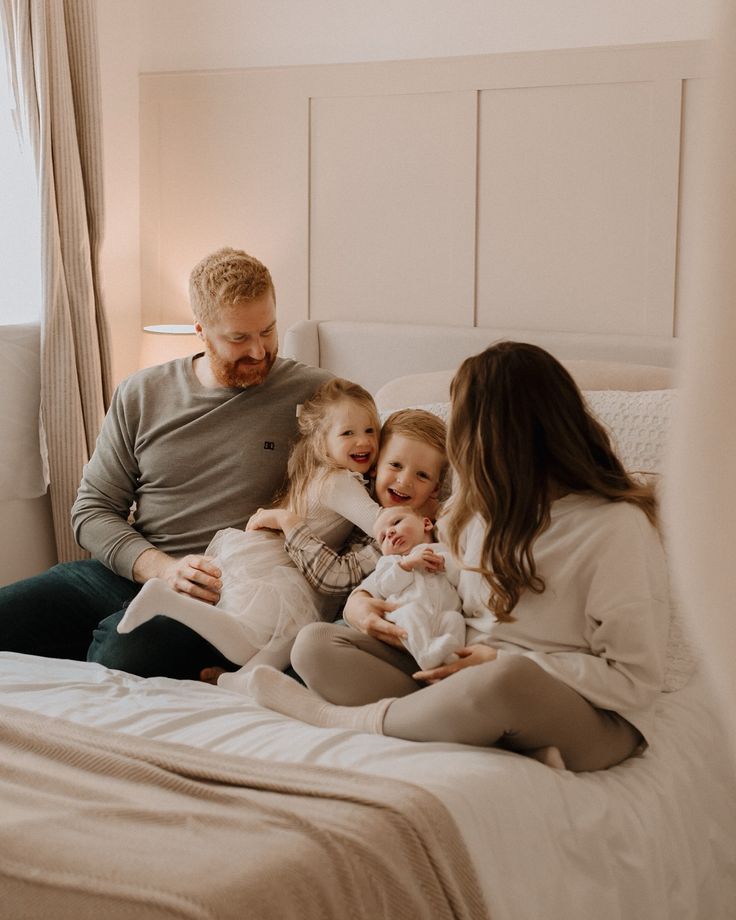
374, 433, 444, 514
373, 507, 433, 556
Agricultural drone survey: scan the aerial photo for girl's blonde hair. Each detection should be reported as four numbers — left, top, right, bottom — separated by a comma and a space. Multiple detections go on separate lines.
443, 341, 657, 623
284, 378, 380, 516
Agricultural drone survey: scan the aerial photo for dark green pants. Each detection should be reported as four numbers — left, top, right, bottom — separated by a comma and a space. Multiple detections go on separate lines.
0, 560, 235, 680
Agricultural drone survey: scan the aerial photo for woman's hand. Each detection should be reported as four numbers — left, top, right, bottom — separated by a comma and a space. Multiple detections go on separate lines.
413, 644, 498, 683
246, 507, 300, 534
343, 590, 406, 649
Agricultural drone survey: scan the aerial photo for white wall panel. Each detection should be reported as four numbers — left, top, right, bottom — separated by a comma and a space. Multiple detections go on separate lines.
309, 92, 476, 323
476, 79, 682, 335
140, 42, 706, 345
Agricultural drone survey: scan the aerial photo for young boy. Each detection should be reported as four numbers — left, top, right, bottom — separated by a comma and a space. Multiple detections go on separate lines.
367, 506, 465, 669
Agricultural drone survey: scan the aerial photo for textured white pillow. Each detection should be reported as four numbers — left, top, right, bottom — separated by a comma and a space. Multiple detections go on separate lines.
380, 393, 695, 692
583, 389, 675, 474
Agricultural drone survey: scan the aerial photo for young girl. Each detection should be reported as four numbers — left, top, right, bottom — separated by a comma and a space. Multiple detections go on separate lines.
243, 342, 670, 773
117, 378, 383, 673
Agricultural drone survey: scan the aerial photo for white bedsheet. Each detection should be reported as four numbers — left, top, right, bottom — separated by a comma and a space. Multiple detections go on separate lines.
1, 652, 734, 920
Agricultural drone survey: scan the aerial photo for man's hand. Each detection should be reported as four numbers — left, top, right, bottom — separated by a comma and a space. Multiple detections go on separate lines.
246, 507, 301, 534
399, 546, 445, 573
132, 548, 222, 604
412, 644, 498, 683
343, 590, 406, 648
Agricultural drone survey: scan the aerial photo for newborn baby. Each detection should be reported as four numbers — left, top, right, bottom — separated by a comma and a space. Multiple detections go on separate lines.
359, 506, 466, 670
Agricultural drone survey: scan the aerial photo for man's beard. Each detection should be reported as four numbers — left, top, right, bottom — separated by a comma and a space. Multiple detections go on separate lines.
205, 342, 278, 388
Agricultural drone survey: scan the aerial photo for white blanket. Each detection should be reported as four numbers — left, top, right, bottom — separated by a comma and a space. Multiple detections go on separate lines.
1, 652, 734, 920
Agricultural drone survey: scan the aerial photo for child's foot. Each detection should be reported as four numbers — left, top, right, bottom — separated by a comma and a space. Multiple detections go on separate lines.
117, 578, 175, 633
528, 746, 566, 770
246, 665, 392, 733
200, 666, 226, 685
415, 636, 461, 671
217, 668, 252, 694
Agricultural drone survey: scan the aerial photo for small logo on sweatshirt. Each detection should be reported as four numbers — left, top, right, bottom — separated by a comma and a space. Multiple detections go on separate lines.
264, 441, 275, 451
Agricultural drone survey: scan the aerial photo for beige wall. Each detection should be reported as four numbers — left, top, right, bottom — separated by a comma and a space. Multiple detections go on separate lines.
140, 43, 706, 345
97, 0, 141, 382
138, 0, 712, 70
96, 0, 713, 383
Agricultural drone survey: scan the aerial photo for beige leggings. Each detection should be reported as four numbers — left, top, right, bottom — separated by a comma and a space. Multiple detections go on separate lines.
291, 622, 643, 772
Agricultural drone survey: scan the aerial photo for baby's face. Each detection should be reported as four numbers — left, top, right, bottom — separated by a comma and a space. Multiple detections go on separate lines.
373, 434, 444, 512
373, 507, 432, 556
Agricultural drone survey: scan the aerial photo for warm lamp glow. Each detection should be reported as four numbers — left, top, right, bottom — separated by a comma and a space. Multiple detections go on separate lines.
139, 324, 201, 368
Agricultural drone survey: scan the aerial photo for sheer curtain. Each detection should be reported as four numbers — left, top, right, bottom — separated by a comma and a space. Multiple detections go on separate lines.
666, 0, 736, 760
0, 0, 112, 562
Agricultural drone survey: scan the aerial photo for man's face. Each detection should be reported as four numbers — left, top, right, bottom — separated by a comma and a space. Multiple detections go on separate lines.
195, 293, 278, 388
373, 507, 433, 556
374, 433, 444, 512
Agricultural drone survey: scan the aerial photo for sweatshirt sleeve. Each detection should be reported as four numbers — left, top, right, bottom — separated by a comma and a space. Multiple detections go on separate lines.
362, 555, 415, 599
508, 513, 670, 720
320, 470, 381, 535
284, 523, 380, 595
71, 382, 155, 578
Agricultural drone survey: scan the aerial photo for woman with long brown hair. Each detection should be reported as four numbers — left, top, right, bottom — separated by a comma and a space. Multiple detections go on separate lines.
246, 342, 670, 772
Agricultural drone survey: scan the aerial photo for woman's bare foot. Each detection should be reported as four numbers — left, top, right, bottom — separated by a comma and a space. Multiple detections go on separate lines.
199, 666, 226, 685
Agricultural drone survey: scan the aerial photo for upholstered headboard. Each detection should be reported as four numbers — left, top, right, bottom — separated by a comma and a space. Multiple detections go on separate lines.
283, 320, 678, 398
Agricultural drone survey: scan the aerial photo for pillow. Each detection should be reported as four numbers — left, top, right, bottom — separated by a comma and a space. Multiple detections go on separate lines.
582, 389, 675, 474
373, 362, 674, 413
380, 392, 696, 692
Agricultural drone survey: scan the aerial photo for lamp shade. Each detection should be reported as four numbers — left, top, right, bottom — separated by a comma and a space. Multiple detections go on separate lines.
139, 324, 201, 368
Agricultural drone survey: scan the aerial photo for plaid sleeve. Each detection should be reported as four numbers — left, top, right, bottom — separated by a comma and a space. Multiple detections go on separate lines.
284, 523, 380, 596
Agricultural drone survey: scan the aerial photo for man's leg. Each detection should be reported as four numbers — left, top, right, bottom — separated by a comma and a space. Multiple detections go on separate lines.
0, 560, 138, 660
88, 609, 238, 681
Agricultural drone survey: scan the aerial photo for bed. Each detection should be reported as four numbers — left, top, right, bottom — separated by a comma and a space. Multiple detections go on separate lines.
2, 320, 735, 920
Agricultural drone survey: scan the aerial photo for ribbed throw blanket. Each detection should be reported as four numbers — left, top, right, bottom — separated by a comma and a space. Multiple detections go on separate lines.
0, 704, 489, 920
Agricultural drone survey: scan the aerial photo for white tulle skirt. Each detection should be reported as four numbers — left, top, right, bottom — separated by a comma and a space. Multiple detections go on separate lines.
206, 528, 322, 650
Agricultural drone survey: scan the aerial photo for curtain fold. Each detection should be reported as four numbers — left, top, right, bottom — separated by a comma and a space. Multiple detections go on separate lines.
1, 0, 111, 562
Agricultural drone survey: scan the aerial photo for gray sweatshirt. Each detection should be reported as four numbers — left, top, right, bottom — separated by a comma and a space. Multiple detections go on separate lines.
72, 355, 331, 579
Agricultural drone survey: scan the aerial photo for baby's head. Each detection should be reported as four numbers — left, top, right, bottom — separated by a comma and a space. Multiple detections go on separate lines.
373, 506, 434, 557
374, 409, 447, 517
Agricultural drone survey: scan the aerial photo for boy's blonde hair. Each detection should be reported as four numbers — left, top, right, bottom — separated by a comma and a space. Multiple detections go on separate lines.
285, 378, 381, 516
189, 247, 274, 325
380, 409, 448, 485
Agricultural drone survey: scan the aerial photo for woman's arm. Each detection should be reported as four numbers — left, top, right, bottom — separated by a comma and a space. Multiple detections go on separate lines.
343, 590, 406, 648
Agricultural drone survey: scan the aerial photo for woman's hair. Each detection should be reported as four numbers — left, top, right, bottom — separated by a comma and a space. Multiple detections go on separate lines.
284, 378, 380, 516
189, 247, 274, 324
443, 341, 657, 622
